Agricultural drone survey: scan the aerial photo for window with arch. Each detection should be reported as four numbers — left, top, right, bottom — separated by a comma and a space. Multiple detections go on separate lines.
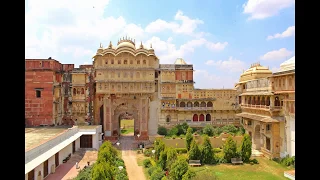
130, 60, 133, 64
124, 60, 127, 64
143, 60, 146, 65
105, 60, 108, 64
111, 60, 114, 64
166, 115, 171, 123
137, 60, 140, 64
81, 88, 84, 94
73, 88, 76, 95
118, 60, 121, 64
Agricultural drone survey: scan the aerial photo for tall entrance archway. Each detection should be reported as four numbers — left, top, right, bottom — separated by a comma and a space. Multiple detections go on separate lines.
99, 96, 150, 141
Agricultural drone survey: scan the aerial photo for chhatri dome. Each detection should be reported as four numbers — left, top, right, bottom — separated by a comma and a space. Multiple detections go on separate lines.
278, 56, 295, 72
174, 58, 187, 65
239, 62, 272, 82
116, 36, 136, 49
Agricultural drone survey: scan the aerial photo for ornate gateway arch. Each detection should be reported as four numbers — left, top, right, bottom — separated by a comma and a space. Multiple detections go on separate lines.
92, 37, 160, 141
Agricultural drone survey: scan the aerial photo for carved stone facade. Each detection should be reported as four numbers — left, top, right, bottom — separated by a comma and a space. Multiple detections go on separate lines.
236, 60, 295, 159
25, 36, 240, 141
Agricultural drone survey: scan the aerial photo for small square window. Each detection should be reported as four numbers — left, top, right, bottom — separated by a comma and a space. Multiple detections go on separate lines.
36, 90, 42, 98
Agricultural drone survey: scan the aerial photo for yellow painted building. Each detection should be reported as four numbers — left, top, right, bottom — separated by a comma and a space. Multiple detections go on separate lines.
68, 37, 240, 140
236, 59, 295, 159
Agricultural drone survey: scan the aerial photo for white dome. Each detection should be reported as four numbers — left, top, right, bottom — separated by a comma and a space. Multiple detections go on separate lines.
279, 56, 295, 72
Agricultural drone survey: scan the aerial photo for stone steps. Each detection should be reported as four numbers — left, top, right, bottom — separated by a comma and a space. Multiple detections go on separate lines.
251, 149, 263, 157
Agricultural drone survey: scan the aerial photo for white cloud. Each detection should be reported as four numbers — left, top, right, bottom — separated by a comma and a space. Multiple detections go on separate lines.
206, 42, 229, 51
26, 1, 227, 67
145, 10, 204, 37
205, 57, 246, 73
194, 70, 238, 89
267, 26, 295, 40
243, 0, 295, 20
260, 48, 293, 61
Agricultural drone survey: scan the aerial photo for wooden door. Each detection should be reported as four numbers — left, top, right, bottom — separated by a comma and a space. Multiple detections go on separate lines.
80, 135, 93, 148
43, 160, 48, 177
55, 152, 59, 167
72, 141, 76, 153
28, 169, 34, 180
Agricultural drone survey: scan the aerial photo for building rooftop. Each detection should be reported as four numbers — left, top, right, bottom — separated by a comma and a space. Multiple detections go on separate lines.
25, 127, 69, 151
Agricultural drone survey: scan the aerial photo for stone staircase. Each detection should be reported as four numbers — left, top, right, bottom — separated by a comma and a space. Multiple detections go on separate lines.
251, 149, 263, 157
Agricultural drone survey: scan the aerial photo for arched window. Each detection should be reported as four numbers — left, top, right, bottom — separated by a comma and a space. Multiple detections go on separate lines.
194, 102, 199, 107
81, 88, 84, 94
193, 114, 198, 122
73, 88, 76, 95
111, 60, 114, 64
118, 60, 121, 64
200, 102, 206, 107
199, 114, 205, 121
166, 115, 171, 123
105, 60, 108, 64
261, 97, 265, 105
257, 97, 260, 105
206, 114, 211, 121
207, 101, 213, 107
180, 102, 186, 107
187, 102, 192, 107
266, 97, 270, 106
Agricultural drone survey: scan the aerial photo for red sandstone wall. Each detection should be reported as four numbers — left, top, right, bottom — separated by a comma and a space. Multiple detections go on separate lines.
187, 71, 193, 80
25, 71, 54, 126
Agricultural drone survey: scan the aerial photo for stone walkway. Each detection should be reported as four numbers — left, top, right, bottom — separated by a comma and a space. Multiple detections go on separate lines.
45, 149, 98, 180
120, 135, 146, 180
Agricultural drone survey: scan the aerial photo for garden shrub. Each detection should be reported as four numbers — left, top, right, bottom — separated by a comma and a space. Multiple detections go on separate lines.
168, 127, 179, 136
176, 148, 188, 154
213, 148, 222, 153
144, 149, 152, 157
239, 133, 252, 162
202, 124, 214, 136
150, 167, 165, 180
158, 126, 168, 136
223, 136, 237, 163
250, 158, 259, 164
143, 159, 152, 168
186, 127, 193, 151
280, 155, 295, 167
148, 166, 158, 176
221, 125, 238, 135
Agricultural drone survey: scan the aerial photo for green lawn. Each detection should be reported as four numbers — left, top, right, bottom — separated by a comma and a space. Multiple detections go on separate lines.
190, 157, 293, 180
121, 128, 134, 134
120, 119, 134, 128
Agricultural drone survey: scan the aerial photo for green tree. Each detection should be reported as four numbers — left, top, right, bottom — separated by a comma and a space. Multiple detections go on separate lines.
202, 125, 214, 136
98, 141, 119, 164
168, 127, 179, 136
158, 126, 168, 136
239, 133, 252, 162
212, 127, 222, 136
150, 167, 165, 180
185, 127, 193, 151
158, 148, 168, 170
74, 165, 93, 180
188, 139, 201, 160
201, 135, 215, 164
222, 125, 238, 135
166, 147, 178, 170
154, 138, 166, 161
92, 160, 114, 180
223, 136, 237, 163
169, 156, 189, 180
181, 169, 196, 180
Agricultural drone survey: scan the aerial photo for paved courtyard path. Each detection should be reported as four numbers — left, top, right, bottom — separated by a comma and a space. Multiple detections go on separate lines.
120, 135, 146, 180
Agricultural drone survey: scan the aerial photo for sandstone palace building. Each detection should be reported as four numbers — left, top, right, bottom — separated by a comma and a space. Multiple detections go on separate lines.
25, 37, 241, 141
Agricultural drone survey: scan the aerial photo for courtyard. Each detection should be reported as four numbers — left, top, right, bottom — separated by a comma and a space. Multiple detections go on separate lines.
45, 149, 98, 180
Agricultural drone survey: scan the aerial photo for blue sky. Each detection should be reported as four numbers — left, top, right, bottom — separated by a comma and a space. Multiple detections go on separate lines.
25, 0, 295, 88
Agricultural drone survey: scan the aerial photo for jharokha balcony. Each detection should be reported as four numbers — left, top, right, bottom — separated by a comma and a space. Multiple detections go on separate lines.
241, 104, 282, 111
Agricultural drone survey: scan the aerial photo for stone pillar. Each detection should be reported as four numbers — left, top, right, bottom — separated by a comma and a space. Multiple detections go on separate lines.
270, 96, 275, 107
